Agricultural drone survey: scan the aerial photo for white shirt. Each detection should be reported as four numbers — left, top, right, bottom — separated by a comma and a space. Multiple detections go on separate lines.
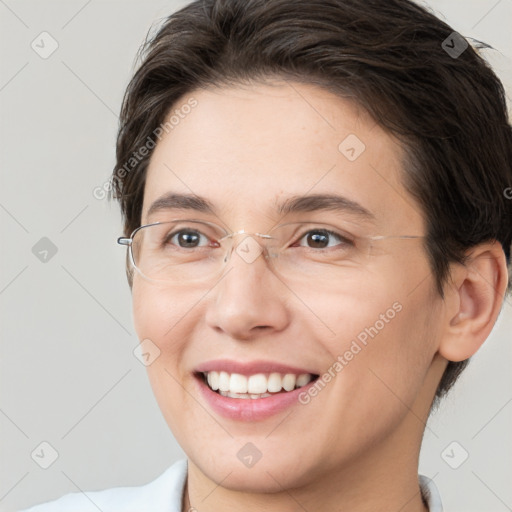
21, 459, 443, 511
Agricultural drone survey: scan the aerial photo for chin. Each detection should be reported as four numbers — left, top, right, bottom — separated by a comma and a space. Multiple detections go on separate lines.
190, 446, 323, 492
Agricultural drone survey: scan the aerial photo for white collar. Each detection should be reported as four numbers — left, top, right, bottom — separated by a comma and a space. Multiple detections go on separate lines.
419, 474, 444, 511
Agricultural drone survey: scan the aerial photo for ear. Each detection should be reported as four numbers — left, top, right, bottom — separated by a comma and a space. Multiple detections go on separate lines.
438, 241, 509, 362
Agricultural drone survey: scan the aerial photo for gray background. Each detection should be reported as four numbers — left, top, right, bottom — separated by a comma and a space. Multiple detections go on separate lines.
0, 1, 511, 511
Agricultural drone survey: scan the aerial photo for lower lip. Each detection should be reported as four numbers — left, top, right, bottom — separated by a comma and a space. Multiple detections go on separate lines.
195, 374, 318, 421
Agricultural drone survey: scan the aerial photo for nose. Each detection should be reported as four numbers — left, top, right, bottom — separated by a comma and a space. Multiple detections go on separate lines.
204, 235, 290, 340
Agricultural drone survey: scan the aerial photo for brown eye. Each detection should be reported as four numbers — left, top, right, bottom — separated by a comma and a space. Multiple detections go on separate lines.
306, 231, 329, 248
297, 229, 353, 249
165, 229, 209, 248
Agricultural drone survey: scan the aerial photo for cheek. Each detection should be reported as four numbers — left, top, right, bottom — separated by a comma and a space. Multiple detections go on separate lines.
320, 299, 434, 462
131, 279, 200, 394
131, 279, 203, 430
132, 278, 204, 347
314, 268, 436, 417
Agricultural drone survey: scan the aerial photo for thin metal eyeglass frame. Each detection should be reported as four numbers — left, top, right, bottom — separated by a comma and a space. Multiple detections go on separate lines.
117, 219, 425, 280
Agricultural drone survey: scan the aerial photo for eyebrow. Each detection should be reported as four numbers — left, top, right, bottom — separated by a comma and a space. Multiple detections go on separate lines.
146, 192, 375, 221
276, 193, 374, 219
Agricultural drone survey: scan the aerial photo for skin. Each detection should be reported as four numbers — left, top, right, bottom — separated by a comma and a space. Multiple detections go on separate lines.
131, 81, 508, 512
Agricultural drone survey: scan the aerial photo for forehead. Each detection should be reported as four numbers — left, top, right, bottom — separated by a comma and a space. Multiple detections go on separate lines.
142, 81, 424, 233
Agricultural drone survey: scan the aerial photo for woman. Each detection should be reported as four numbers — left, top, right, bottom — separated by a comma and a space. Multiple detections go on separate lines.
22, 0, 511, 510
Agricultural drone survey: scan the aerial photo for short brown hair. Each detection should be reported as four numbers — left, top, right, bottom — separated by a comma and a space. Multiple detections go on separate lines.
110, 0, 512, 405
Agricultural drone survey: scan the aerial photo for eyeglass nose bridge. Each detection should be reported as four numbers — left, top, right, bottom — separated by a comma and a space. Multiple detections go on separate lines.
218, 229, 276, 264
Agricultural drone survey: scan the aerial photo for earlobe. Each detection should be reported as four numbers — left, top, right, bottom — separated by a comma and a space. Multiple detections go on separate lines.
438, 241, 509, 363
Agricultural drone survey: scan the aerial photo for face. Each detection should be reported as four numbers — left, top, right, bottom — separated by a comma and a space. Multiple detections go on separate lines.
132, 81, 442, 492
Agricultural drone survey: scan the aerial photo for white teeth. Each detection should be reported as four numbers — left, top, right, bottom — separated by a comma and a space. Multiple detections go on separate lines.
267, 372, 282, 392
218, 371, 230, 392
229, 373, 248, 394
204, 371, 314, 396
296, 373, 311, 387
282, 374, 296, 391
207, 371, 219, 391
218, 390, 272, 399
248, 374, 268, 394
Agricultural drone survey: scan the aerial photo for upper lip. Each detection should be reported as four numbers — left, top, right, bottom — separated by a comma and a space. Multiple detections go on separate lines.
194, 359, 318, 376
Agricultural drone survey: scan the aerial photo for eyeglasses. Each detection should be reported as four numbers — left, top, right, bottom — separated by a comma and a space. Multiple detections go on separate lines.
117, 219, 424, 286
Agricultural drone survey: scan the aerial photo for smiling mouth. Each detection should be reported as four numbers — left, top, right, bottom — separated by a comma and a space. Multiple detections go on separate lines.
198, 371, 319, 399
